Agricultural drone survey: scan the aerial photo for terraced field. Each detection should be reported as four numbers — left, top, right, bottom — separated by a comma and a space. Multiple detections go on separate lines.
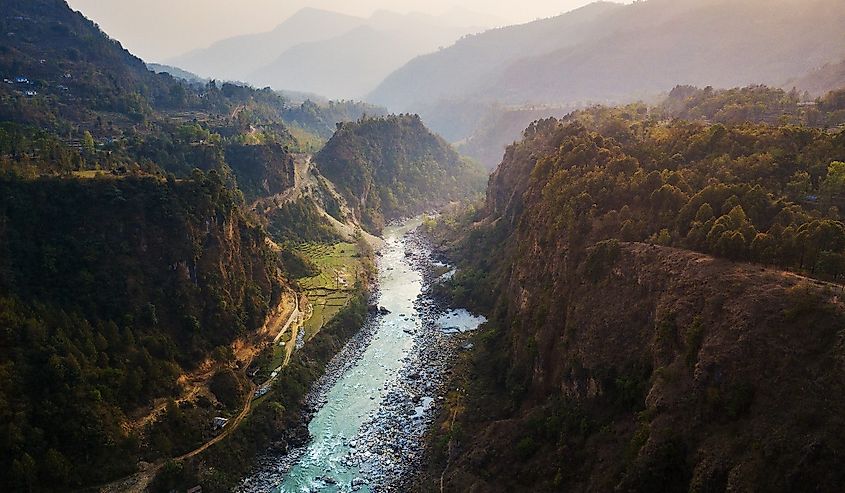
295, 242, 365, 341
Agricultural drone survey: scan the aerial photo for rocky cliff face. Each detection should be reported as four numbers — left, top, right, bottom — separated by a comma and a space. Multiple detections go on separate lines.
421, 116, 845, 492
431, 240, 845, 492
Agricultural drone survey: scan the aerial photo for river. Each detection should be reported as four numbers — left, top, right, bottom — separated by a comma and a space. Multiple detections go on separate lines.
238, 219, 485, 493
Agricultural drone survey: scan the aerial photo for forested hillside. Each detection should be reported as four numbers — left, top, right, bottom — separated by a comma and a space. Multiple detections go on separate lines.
420, 107, 845, 491
0, 1, 351, 490
660, 85, 845, 127
280, 99, 387, 141
0, 0, 207, 124
0, 176, 283, 490
315, 114, 486, 232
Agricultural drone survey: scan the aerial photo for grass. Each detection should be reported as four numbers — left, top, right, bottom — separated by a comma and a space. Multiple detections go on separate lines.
287, 124, 326, 153
253, 242, 365, 379
268, 344, 287, 373
72, 170, 121, 179
293, 242, 365, 342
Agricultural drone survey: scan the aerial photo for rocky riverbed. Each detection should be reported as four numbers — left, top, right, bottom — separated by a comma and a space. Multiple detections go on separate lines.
237, 219, 485, 493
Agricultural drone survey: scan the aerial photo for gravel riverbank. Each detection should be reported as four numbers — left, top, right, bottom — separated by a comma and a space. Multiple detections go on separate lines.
237, 223, 485, 493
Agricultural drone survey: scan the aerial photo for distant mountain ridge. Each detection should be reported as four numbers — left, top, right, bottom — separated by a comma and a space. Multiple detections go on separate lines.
248, 24, 471, 100
168, 7, 493, 99
369, 0, 845, 140
168, 8, 363, 82
790, 59, 845, 96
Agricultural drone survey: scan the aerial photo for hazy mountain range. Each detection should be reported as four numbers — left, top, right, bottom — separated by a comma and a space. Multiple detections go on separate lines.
790, 58, 845, 97
168, 7, 499, 99
369, 0, 845, 139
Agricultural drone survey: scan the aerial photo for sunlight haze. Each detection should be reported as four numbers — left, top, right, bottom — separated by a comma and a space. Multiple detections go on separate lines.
65, 0, 632, 61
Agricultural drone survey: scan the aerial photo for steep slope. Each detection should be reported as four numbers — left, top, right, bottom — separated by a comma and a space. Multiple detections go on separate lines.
0, 0, 188, 119
0, 176, 284, 490
0, 2, 357, 490
167, 8, 364, 82
370, 0, 845, 139
420, 110, 845, 491
224, 143, 296, 202
368, 1, 621, 112
314, 115, 486, 232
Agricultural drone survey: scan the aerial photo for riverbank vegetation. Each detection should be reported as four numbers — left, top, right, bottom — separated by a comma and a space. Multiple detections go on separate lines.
150, 293, 370, 493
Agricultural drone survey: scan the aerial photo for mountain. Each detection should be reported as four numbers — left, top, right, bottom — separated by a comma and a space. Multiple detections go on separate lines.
790, 58, 845, 97
369, 1, 622, 113
0, 176, 284, 490
0, 0, 189, 121
369, 0, 845, 140
249, 22, 474, 100
169, 8, 489, 99
167, 8, 364, 82
456, 105, 575, 169
420, 107, 845, 491
314, 114, 487, 232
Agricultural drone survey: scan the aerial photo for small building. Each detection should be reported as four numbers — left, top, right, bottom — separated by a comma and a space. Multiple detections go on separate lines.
212, 417, 229, 430
15, 76, 29, 84
24, 90, 37, 97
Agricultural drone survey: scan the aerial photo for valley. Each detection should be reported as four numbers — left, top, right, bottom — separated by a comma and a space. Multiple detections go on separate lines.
240, 220, 484, 492
3, 1, 845, 492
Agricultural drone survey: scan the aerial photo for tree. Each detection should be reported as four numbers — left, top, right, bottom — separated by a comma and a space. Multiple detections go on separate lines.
821, 161, 845, 206
695, 203, 714, 223
11, 453, 36, 492
786, 171, 812, 202
82, 130, 96, 156
715, 231, 746, 260
751, 233, 777, 263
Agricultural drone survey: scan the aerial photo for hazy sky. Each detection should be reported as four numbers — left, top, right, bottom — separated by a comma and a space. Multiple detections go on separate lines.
65, 0, 627, 62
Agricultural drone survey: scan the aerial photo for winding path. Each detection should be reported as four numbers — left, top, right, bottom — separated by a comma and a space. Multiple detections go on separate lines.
94, 294, 305, 493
